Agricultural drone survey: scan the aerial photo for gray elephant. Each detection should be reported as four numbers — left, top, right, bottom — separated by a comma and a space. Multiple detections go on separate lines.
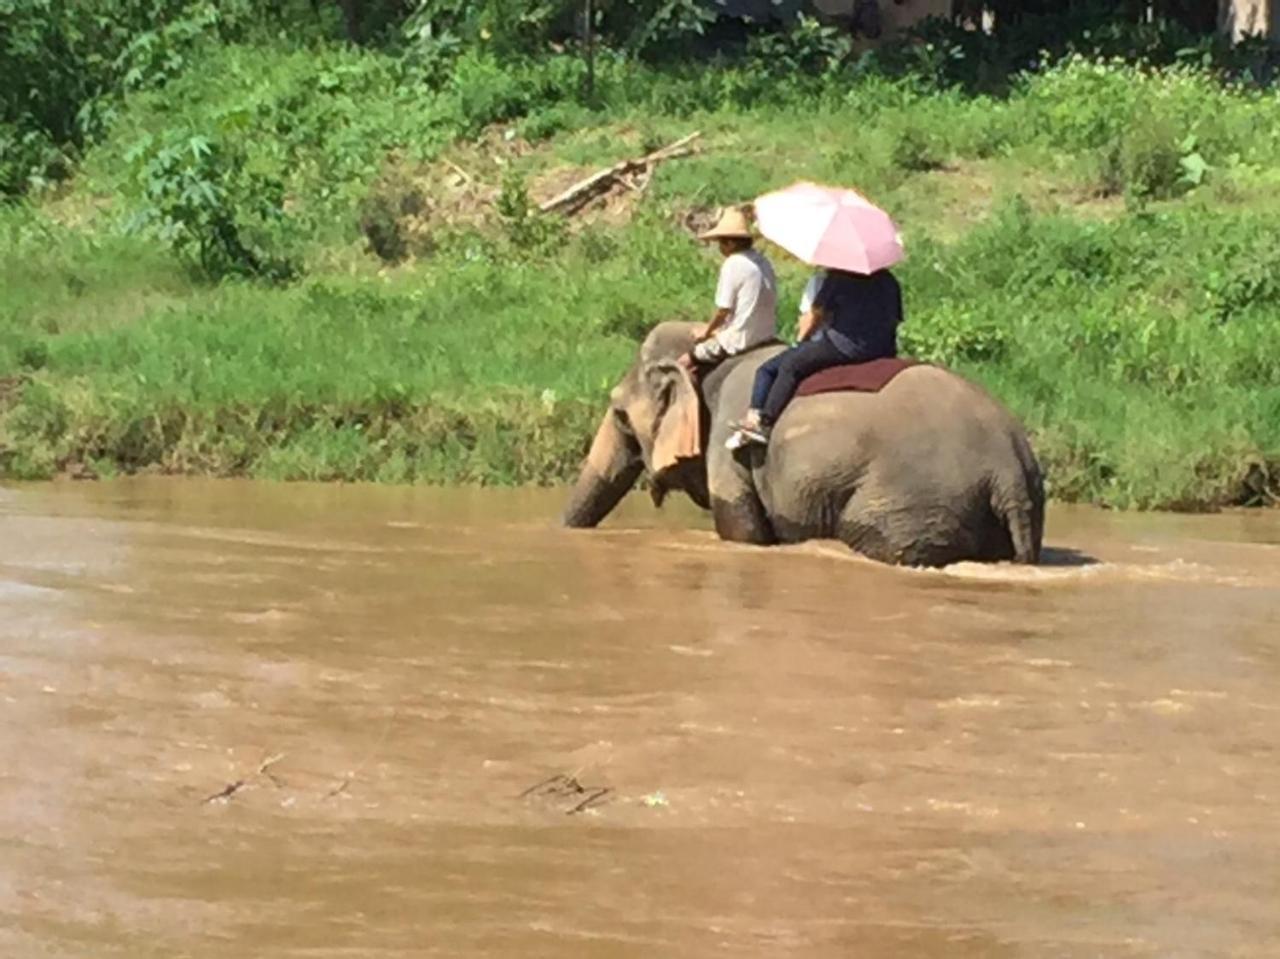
562, 322, 1045, 567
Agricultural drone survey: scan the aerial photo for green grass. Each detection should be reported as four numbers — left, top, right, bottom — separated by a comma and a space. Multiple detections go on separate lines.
2, 50, 1279, 509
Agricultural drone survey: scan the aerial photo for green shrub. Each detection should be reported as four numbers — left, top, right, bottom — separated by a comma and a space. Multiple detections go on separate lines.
890, 121, 944, 172
1018, 56, 1142, 150
901, 303, 1008, 364
746, 15, 853, 79
0, 0, 258, 196
517, 102, 591, 142
495, 168, 566, 255
126, 130, 298, 281
1099, 113, 1186, 204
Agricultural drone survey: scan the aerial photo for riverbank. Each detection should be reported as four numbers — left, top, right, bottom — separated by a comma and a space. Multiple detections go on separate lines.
3, 45, 1279, 509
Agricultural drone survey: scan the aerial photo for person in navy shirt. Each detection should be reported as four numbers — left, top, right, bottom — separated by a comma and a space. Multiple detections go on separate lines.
728, 268, 903, 448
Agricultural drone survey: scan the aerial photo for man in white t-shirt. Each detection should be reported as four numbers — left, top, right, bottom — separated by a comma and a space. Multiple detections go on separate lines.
679, 208, 778, 374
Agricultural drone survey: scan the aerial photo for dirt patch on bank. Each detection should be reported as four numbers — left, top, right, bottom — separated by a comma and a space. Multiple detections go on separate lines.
357, 126, 700, 263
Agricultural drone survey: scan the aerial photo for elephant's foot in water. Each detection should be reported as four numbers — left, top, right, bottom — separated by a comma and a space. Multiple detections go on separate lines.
711, 495, 777, 546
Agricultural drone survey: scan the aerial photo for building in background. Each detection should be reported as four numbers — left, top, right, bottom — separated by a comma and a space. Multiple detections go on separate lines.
1221, 0, 1277, 40
707, 0, 1276, 43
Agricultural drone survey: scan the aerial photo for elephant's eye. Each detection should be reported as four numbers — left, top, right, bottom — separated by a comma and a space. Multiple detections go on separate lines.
612, 408, 633, 433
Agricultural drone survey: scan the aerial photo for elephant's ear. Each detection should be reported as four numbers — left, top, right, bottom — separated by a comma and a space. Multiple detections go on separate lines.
645, 360, 703, 504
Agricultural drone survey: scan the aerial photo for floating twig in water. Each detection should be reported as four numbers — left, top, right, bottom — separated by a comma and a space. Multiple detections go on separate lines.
203, 779, 247, 804
201, 753, 287, 805
325, 774, 354, 800
322, 710, 396, 801
519, 773, 612, 814
258, 753, 286, 787
566, 787, 612, 816
518, 774, 578, 799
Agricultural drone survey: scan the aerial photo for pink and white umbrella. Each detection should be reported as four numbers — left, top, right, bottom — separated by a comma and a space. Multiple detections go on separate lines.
753, 181, 904, 274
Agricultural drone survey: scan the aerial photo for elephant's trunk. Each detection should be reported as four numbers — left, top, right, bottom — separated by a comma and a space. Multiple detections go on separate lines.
562, 413, 644, 528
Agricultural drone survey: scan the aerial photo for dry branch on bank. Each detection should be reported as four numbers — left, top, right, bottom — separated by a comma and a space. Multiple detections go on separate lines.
538, 132, 702, 216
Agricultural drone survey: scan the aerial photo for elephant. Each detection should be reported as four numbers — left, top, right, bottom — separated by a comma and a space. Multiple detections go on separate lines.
562, 322, 1045, 567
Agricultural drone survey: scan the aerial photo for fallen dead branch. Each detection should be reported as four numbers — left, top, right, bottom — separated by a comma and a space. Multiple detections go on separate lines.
538, 132, 701, 216
441, 157, 477, 185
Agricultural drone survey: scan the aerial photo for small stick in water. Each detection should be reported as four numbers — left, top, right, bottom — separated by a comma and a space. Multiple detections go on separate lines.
201, 753, 286, 805
258, 753, 286, 787
325, 774, 354, 800
322, 709, 396, 801
519, 774, 572, 799
203, 779, 247, 804
566, 788, 612, 815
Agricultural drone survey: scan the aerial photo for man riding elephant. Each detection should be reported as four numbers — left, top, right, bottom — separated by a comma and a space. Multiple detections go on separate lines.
562, 184, 1044, 567
561, 320, 1044, 567
678, 207, 779, 378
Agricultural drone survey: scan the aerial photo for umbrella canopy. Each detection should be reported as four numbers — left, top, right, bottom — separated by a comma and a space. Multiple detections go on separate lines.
753, 181, 904, 274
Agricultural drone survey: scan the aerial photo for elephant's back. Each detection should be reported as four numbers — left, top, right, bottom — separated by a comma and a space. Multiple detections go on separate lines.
760, 364, 1040, 555
771, 364, 1028, 461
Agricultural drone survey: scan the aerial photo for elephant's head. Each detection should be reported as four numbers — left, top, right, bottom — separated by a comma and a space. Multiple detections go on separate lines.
562, 322, 711, 528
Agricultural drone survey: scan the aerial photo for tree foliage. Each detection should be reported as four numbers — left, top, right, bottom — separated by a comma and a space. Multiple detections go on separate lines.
1, 0, 264, 194
3, 0, 1272, 199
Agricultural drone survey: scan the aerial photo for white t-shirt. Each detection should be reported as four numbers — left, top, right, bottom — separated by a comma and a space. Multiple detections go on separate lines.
713, 249, 778, 353
799, 271, 828, 316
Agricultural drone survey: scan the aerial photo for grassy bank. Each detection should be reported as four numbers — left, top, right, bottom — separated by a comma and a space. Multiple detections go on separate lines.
2, 45, 1280, 509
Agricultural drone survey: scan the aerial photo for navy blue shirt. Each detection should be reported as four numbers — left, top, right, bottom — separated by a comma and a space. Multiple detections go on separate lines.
813, 269, 903, 359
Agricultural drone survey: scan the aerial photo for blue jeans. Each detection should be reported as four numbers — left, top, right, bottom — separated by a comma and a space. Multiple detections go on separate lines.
751, 335, 884, 425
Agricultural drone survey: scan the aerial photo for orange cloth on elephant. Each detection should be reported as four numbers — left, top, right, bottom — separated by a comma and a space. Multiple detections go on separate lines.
652, 378, 702, 474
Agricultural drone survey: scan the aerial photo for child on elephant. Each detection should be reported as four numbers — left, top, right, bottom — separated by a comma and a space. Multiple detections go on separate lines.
678, 208, 778, 376
728, 267, 903, 449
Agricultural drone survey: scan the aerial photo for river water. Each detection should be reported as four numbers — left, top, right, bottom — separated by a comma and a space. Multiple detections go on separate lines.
1, 479, 1278, 958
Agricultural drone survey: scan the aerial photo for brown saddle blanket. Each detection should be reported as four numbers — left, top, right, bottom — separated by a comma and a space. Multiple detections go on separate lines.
795, 357, 920, 398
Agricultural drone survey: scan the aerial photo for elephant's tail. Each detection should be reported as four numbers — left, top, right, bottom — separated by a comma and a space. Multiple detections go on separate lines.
1004, 503, 1039, 565
995, 475, 1044, 565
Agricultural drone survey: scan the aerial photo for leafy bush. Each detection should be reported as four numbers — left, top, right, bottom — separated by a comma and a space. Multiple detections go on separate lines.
396, 0, 721, 59
1018, 56, 1143, 150
901, 303, 1008, 364
890, 121, 944, 172
0, 0, 258, 196
1099, 113, 1185, 204
746, 15, 852, 79
0, 123, 63, 195
495, 168, 565, 255
126, 130, 297, 281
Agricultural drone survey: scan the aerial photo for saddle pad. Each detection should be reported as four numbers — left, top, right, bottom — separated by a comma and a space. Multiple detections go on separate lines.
795, 357, 920, 397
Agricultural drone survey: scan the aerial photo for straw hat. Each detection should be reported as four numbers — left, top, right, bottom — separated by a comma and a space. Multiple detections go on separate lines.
698, 206, 753, 242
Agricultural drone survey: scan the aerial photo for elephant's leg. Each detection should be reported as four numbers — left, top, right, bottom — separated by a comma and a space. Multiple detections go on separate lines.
707, 444, 776, 546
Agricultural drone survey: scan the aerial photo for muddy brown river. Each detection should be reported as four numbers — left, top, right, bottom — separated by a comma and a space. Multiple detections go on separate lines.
2, 480, 1278, 958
